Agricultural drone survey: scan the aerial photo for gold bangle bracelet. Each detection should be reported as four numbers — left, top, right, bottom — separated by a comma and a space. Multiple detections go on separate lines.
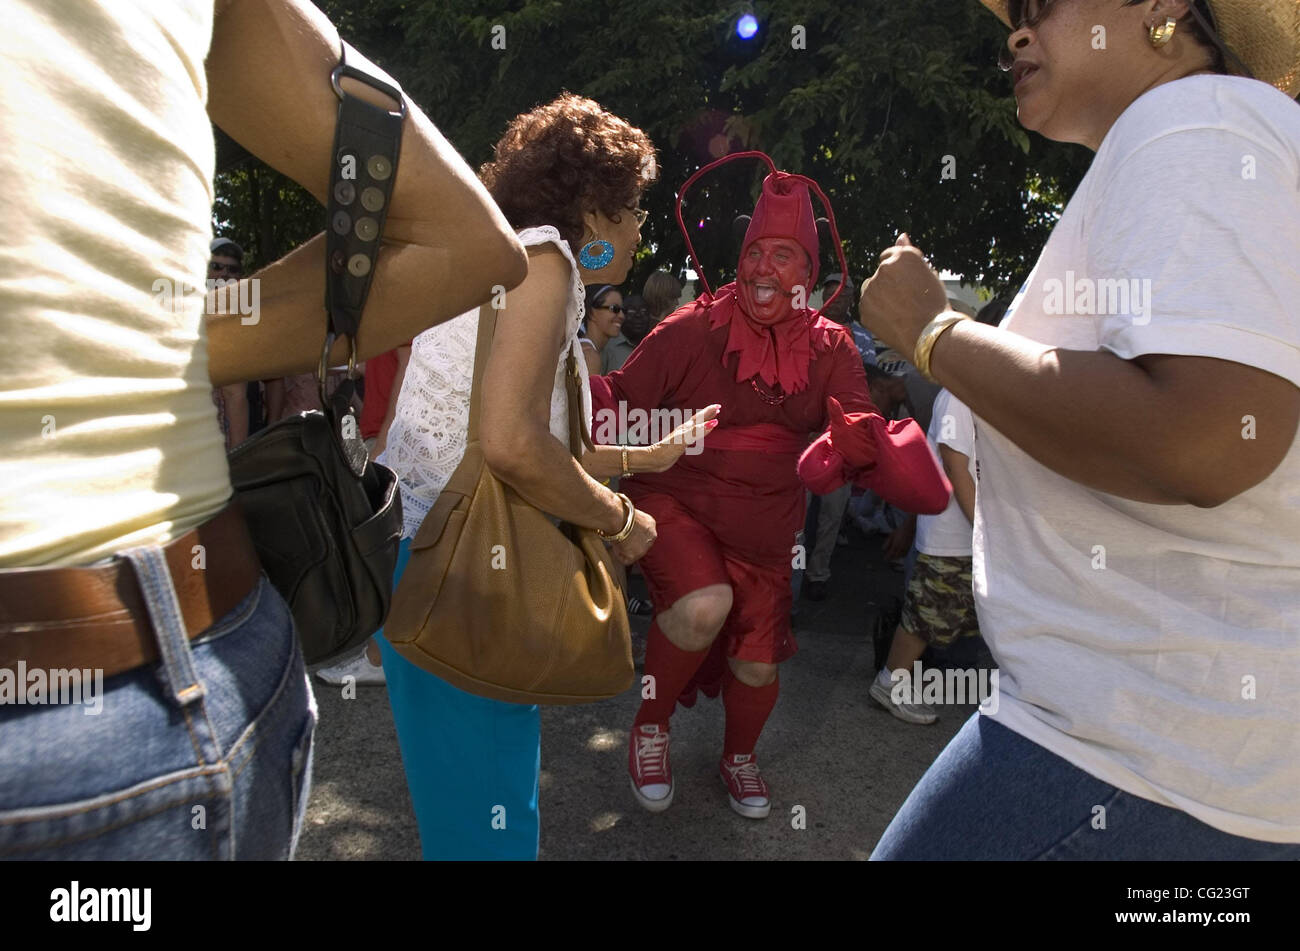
913, 312, 970, 382
597, 492, 637, 543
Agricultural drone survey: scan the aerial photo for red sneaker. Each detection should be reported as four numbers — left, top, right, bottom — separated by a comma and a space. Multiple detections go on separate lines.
719, 753, 771, 819
628, 724, 674, 812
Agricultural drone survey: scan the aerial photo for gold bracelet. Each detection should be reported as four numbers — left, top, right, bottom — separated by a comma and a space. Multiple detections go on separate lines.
621, 446, 632, 479
596, 492, 637, 543
913, 312, 970, 382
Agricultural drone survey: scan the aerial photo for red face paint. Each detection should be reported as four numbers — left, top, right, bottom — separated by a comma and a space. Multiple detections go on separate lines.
735, 237, 812, 326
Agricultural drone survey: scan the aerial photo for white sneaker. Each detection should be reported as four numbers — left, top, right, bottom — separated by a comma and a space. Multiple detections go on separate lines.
869, 677, 938, 725
316, 649, 386, 686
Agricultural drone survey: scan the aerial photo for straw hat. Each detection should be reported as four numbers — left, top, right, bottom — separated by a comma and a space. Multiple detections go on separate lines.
979, 1, 1300, 97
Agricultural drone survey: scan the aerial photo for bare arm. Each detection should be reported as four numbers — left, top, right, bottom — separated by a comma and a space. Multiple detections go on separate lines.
929, 323, 1299, 507
580, 406, 720, 478
221, 382, 249, 448
861, 239, 1300, 508
204, 0, 526, 386
938, 444, 975, 526
479, 247, 653, 563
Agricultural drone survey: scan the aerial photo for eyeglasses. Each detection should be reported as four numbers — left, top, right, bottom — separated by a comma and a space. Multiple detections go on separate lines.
998, 0, 1060, 71
595, 304, 626, 315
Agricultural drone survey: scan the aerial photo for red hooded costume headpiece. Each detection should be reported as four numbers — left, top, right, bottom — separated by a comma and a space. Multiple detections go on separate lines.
675, 152, 846, 397
741, 171, 821, 291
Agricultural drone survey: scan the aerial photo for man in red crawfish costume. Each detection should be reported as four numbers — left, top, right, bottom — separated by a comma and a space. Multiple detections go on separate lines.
589, 152, 950, 818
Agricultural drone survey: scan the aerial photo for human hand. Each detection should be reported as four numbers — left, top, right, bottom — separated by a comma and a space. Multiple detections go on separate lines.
641, 404, 721, 472
858, 234, 950, 358
611, 509, 656, 565
882, 515, 915, 561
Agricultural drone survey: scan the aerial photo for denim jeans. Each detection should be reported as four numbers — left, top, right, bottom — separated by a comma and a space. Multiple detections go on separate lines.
0, 545, 317, 859
871, 713, 1300, 860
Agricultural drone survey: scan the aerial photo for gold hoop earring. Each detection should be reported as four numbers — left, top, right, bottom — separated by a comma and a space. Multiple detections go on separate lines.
1149, 17, 1177, 48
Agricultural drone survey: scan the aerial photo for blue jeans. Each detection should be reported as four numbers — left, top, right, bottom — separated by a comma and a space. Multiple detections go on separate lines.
871, 713, 1300, 860
0, 545, 317, 860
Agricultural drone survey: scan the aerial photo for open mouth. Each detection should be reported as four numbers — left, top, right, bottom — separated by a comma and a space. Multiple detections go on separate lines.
751, 283, 778, 304
1012, 61, 1040, 88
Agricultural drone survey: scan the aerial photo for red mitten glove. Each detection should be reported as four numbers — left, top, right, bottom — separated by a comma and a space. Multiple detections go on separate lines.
797, 432, 847, 494
851, 417, 952, 515
827, 396, 879, 469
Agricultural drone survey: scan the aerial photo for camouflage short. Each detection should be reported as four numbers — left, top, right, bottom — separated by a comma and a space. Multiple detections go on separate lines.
900, 553, 980, 648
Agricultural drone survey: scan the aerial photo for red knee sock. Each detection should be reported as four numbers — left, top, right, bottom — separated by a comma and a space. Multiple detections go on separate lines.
722, 668, 779, 757
634, 622, 707, 729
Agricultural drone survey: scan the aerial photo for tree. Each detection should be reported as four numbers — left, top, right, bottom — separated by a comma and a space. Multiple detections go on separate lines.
214, 0, 1093, 297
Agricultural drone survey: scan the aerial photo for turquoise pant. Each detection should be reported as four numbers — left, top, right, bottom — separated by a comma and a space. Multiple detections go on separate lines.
376, 538, 541, 860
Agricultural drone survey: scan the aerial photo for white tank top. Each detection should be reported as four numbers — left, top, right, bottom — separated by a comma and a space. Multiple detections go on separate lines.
384, 226, 592, 540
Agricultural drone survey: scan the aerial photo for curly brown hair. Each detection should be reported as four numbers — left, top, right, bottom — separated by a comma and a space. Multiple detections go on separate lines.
480, 93, 657, 253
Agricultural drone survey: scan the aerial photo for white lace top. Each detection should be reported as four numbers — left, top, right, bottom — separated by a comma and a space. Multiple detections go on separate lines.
383, 226, 592, 540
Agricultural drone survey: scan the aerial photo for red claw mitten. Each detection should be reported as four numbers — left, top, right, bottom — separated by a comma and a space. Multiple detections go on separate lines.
797, 397, 877, 494
798, 397, 951, 514
827, 396, 877, 468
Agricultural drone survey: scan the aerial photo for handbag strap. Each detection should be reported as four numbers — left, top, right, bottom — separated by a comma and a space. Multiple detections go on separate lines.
467, 294, 595, 463
414, 270, 601, 550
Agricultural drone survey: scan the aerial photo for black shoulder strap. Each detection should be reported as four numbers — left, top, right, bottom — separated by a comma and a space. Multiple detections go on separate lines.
323, 39, 406, 364
319, 39, 407, 476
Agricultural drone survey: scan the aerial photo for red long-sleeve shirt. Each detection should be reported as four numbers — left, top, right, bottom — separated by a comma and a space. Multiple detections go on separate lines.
593, 296, 948, 566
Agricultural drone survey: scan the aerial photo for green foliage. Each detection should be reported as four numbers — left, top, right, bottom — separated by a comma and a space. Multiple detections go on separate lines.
213, 0, 1094, 296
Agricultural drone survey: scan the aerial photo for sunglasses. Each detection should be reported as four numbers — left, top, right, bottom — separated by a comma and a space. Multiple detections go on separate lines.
208, 262, 243, 277
997, 1, 1245, 78
594, 304, 626, 315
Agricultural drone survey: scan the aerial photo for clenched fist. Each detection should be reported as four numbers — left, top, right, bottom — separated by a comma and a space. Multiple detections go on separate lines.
858, 234, 952, 358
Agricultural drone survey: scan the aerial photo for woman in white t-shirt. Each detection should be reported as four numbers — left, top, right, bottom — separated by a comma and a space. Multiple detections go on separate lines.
862, 0, 1300, 858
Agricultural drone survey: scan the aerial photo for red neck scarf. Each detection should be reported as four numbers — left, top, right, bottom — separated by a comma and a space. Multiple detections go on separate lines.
705, 282, 813, 396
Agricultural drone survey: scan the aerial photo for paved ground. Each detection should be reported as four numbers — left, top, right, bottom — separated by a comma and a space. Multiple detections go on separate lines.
297, 529, 988, 860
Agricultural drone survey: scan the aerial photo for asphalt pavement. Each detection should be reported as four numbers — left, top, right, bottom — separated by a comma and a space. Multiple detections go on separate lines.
296, 527, 985, 860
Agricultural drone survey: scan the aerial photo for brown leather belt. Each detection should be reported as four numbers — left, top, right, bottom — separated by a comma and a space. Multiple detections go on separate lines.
0, 503, 263, 679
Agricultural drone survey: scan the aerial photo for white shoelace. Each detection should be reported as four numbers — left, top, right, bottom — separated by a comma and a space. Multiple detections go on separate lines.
726, 760, 767, 799
635, 732, 670, 782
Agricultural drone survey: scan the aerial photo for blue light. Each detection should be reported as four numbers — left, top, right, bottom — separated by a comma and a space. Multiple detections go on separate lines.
737, 14, 758, 39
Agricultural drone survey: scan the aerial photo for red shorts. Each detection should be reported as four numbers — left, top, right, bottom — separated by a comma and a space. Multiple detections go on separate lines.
635, 493, 797, 665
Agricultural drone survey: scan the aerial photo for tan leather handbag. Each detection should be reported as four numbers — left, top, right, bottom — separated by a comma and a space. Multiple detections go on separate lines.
384, 302, 633, 705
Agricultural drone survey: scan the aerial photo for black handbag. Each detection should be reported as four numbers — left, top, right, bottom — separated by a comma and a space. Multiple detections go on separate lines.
226, 41, 406, 665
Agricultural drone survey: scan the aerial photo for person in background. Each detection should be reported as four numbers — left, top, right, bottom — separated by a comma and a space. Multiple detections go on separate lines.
803, 271, 877, 601
209, 237, 252, 450
642, 269, 683, 324
580, 283, 624, 378
316, 341, 411, 688
821, 272, 878, 369
602, 294, 650, 373
869, 385, 979, 725
878, 299, 1005, 565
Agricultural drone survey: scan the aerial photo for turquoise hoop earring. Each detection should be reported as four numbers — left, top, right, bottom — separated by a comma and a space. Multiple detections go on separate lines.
579, 239, 615, 269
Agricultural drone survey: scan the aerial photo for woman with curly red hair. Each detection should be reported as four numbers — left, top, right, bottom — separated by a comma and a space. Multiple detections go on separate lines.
378, 93, 715, 860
